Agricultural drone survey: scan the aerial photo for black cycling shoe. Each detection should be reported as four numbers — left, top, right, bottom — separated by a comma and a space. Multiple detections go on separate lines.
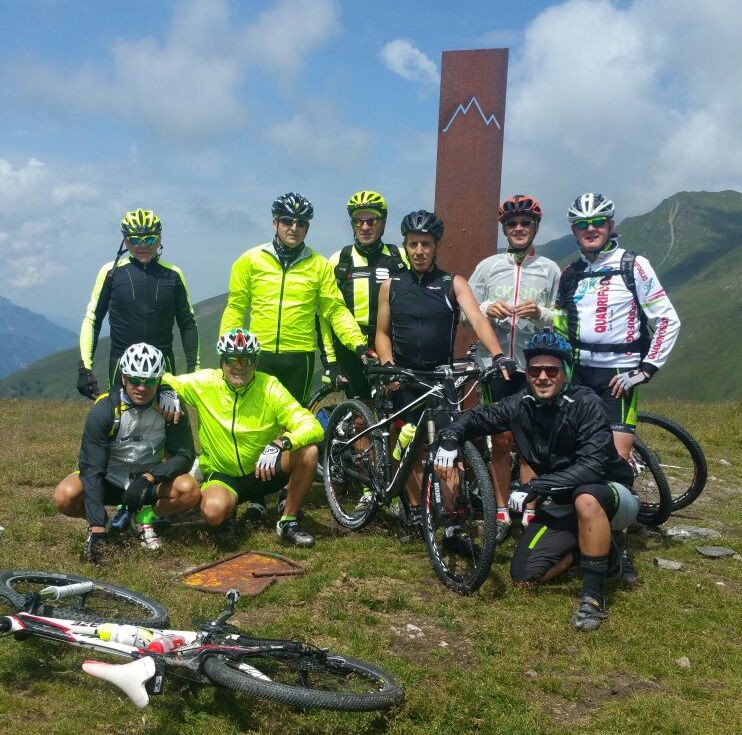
81, 531, 108, 566
442, 527, 480, 559
214, 514, 238, 545
571, 595, 608, 632
243, 502, 267, 525
495, 520, 512, 544
276, 519, 315, 547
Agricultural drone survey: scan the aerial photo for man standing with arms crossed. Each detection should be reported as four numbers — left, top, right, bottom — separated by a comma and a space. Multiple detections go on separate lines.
468, 194, 561, 543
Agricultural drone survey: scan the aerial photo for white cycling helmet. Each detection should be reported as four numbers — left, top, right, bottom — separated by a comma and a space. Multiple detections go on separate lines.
216, 328, 261, 358
119, 343, 165, 379
567, 193, 615, 223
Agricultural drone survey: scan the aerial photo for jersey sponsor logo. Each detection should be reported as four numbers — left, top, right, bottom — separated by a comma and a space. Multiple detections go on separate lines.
646, 316, 669, 360
375, 267, 390, 282
626, 299, 637, 344
645, 288, 666, 303
635, 260, 650, 282
594, 277, 611, 333
426, 285, 442, 290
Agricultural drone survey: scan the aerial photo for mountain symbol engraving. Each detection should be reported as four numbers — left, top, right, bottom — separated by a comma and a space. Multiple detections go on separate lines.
442, 96, 501, 133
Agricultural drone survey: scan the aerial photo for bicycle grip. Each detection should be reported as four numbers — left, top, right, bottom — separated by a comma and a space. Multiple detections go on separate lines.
40, 581, 95, 600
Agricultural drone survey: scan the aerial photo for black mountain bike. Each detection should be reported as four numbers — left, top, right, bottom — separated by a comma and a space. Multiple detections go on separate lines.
323, 362, 497, 595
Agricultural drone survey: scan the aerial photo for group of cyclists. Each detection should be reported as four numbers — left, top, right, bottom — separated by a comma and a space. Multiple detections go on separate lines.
55, 187, 680, 631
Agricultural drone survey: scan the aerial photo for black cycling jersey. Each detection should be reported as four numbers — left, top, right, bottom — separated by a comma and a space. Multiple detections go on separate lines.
444, 384, 633, 499
389, 266, 459, 370
80, 255, 199, 381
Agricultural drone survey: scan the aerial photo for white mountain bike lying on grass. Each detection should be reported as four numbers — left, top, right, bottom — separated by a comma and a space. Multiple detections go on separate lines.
0, 570, 402, 712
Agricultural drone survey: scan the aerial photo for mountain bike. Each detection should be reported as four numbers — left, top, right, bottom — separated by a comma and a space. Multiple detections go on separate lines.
629, 436, 673, 526
323, 362, 497, 595
636, 412, 707, 512
0, 570, 403, 712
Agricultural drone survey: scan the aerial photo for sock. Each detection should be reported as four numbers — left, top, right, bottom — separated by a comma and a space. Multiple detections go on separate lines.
496, 506, 511, 524
522, 508, 536, 527
280, 515, 297, 524
134, 505, 158, 525
580, 553, 609, 601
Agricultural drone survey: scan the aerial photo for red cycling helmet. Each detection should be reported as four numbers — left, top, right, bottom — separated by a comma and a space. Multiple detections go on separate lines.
498, 194, 543, 223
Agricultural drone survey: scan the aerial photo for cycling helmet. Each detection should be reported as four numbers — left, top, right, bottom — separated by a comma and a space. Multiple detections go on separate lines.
567, 193, 615, 223
498, 194, 543, 223
119, 343, 165, 379
523, 331, 573, 367
120, 209, 162, 237
400, 210, 444, 241
271, 192, 314, 221
347, 190, 387, 217
216, 328, 261, 358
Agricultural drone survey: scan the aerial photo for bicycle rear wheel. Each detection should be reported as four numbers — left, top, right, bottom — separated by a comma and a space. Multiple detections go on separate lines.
202, 647, 402, 711
631, 438, 673, 526
0, 570, 168, 626
323, 400, 384, 529
636, 412, 707, 512
421, 442, 497, 595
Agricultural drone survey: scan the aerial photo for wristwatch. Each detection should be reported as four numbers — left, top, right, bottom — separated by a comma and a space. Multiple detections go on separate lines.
279, 436, 293, 451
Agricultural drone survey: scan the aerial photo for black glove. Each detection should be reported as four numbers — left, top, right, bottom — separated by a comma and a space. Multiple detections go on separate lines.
355, 345, 377, 362
492, 353, 517, 377
380, 361, 397, 386
77, 367, 100, 400
122, 475, 157, 514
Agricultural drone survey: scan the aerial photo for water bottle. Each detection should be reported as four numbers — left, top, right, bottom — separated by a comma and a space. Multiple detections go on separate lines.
97, 623, 155, 648
146, 633, 187, 653
393, 423, 416, 460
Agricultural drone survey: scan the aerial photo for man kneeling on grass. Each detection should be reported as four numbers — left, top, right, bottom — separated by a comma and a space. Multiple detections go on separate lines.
161, 329, 323, 547
434, 331, 639, 631
54, 343, 200, 565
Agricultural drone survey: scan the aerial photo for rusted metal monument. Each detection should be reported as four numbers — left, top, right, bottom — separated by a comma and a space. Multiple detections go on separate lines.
434, 48, 509, 353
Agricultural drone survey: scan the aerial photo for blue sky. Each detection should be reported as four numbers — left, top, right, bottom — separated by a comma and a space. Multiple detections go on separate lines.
1, 0, 740, 330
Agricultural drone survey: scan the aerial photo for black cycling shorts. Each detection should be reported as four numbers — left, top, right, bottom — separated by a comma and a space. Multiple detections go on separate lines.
334, 341, 371, 400
201, 468, 289, 505
572, 365, 638, 433
258, 351, 315, 405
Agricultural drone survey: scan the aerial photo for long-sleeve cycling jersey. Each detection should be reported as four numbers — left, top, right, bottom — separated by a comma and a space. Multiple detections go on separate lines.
80, 255, 199, 375
317, 241, 408, 363
78, 389, 195, 527
553, 243, 680, 373
219, 242, 364, 353
443, 384, 634, 501
468, 249, 561, 369
162, 369, 323, 477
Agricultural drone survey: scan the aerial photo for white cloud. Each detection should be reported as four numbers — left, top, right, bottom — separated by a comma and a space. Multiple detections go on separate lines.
380, 40, 439, 86
501, 0, 742, 239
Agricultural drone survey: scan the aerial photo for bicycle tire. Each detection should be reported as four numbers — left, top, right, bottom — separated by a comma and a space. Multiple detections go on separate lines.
202, 649, 402, 711
323, 400, 384, 529
631, 438, 673, 526
307, 383, 346, 479
421, 442, 497, 595
0, 570, 168, 626
636, 412, 707, 512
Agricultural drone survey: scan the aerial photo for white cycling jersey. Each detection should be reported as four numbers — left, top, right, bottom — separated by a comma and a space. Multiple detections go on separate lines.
554, 243, 680, 371
468, 249, 561, 368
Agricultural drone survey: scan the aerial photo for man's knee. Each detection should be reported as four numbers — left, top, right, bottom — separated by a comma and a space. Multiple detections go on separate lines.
172, 474, 200, 507
200, 490, 234, 526
54, 475, 82, 514
574, 492, 605, 521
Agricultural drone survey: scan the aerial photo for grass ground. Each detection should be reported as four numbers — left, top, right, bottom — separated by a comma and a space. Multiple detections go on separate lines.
0, 398, 740, 735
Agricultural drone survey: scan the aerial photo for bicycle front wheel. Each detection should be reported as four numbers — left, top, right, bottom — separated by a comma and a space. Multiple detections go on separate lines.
636, 412, 707, 512
631, 438, 673, 526
307, 383, 347, 479
0, 570, 168, 626
323, 400, 384, 530
202, 648, 403, 711
421, 442, 497, 595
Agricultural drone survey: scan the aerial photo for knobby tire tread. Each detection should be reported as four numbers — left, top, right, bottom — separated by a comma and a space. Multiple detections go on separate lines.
632, 438, 673, 526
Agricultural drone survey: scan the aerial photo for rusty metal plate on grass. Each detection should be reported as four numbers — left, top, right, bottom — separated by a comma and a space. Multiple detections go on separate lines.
181, 551, 304, 596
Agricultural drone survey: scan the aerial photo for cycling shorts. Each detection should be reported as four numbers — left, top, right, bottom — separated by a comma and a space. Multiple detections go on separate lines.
572, 365, 638, 433
201, 468, 289, 505
482, 370, 527, 404
258, 351, 315, 405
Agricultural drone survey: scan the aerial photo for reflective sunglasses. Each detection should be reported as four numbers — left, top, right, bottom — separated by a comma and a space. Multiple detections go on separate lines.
277, 216, 309, 228
126, 234, 160, 246
527, 365, 561, 379
125, 375, 159, 387
222, 354, 257, 366
504, 219, 536, 230
573, 217, 610, 230
352, 216, 381, 228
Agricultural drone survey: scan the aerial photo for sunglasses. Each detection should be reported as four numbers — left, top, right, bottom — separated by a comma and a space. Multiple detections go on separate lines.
573, 217, 610, 230
277, 217, 309, 228
352, 216, 381, 228
222, 354, 257, 366
126, 234, 160, 246
125, 375, 159, 387
527, 365, 561, 379
504, 219, 536, 230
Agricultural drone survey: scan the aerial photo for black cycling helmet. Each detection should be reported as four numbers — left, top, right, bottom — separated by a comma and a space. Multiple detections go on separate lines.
271, 192, 314, 221
400, 210, 444, 241
523, 330, 573, 367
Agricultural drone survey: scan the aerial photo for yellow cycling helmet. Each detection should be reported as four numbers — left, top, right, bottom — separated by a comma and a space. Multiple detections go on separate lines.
347, 190, 387, 218
120, 209, 162, 237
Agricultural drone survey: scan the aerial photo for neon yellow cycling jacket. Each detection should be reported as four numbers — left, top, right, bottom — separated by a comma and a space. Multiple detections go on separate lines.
162, 369, 323, 476
219, 243, 364, 353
